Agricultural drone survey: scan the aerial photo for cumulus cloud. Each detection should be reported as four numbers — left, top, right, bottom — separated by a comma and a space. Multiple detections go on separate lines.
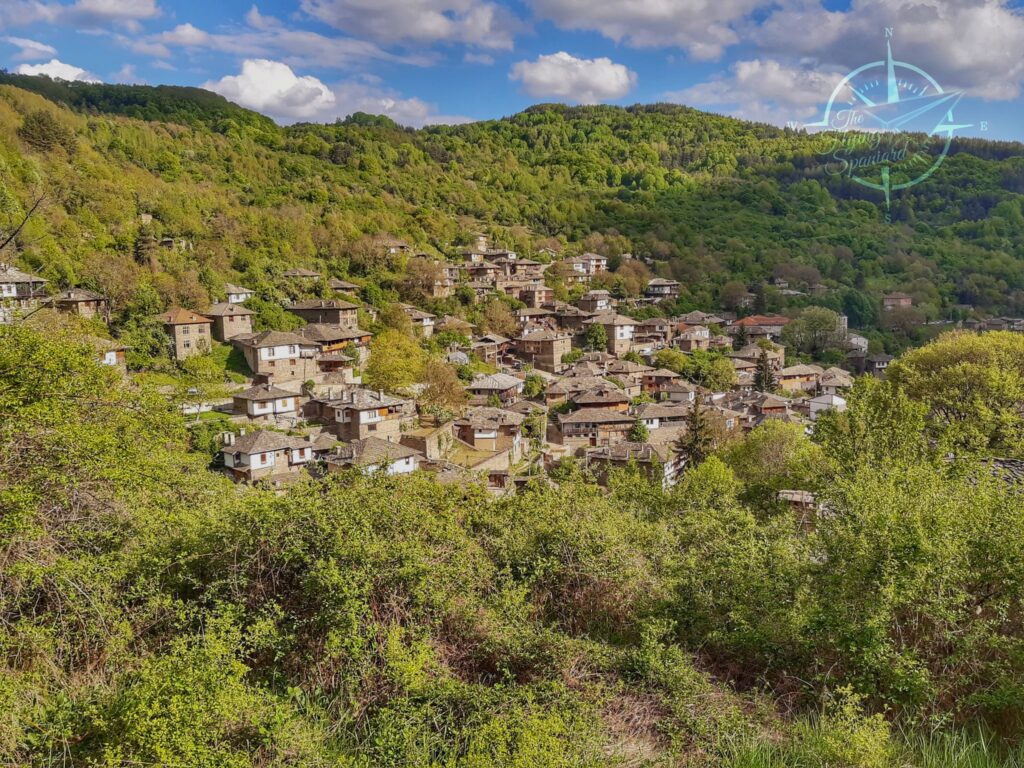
203, 59, 337, 121
667, 59, 844, 125
299, 0, 520, 50
203, 59, 470, 127
3, 36, 58, 61
529, 0, 770, 60
15, 58, 101, 82
755, 0, 1024, 101
510, 52, 637, 103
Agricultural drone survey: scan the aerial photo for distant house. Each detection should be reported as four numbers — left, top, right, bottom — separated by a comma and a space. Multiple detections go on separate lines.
632, 402, 690, 431
221, 430, 313, 484
645, 278, 681, 301
883, 292, 913, 311
328, 278, 360, 294
513, 329, 572, 373
866, 354, 894, 378
233, 330, 319, 381
232, 383, 301, 422
400, 304, 436, 338
584, 313, 636, 356
156, 307, 212, 360
88, 335, 127, 373
298, 324, 372, 373
325, 437, 421, 475
224, 283, 255, 304
642, 368, 681, 395
518, 283, 554, 309
46, 288, 109, 321
467, 372, 524, 405
287, 299, 359, 328
675, 324, 710, 352
203, 303, 255, 342
728, 344, 785, 372
0, 263, 47, 323
809, 393, 847, 421
579, 252, 608, 275
571, 386, 630, 412
732, 314, 790, 341
557, 407, 634, 448
777, 364, 823, 393
586, 442, 687, 488
578, 289, 613, 313
306, 388, 412, 442
454, 407, 525, 461
381, 237, 412, 256
282, 268, 321, 281
818, 367, 854, 395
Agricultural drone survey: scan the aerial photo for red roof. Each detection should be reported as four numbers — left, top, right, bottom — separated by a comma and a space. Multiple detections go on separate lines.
735, 314, 790, 328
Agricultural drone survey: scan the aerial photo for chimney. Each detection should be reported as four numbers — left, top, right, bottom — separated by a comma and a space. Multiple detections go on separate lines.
222, 431, 235, 446
239, 428, 246, 437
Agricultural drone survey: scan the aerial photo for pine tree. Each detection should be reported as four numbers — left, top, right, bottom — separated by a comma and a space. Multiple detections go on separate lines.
628, 418, 649, 443
680, 391, 714, 465
755, 349, 776, 392
733, 324, 748, 350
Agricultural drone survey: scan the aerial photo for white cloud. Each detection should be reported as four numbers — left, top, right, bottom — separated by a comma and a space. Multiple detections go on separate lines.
667, 58, 843, 124
464, 52, 495, 65
112, 63, 143, 83
15, 58, 101, 83
299, 0, 520, 49
755, 0, 1024, 101
0, 0, 160, 31
203, 59, 471, 127
510, 52, 637, 103
529, 0, 770, 60
137, 17, 431, 69
3, 36, 58, 61
203, 59, 337, 121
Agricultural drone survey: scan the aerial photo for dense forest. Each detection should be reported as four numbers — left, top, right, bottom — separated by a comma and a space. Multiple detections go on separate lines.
2, 74, 1024, 337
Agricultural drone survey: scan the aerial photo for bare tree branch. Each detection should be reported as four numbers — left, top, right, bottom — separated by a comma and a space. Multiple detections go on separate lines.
0, 193, 45, 255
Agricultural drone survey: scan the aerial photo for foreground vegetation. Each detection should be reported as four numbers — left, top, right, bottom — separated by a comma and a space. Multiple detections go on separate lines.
5, 324, 1024, 765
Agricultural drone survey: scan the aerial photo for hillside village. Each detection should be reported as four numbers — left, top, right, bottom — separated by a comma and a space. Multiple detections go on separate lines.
0, 231, 921, 494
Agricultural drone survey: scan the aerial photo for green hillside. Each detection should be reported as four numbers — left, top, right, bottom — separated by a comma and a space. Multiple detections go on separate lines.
2, 77, 1024, 340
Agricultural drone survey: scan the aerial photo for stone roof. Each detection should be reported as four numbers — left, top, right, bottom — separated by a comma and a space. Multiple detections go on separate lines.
288, 299, 359, 311
233, 383, 297, 401
468, 373, 523, 391
157, 307, 212, 326
48, 288, 105, 303
320, 387, 408, 410
328, 278, 359, 290
572, 387, 630, 406
224, 283, 253, 294
0, 263, 46, 284
203, 302, 254, 317
297, 323, 370, 343
455, 407, 525, 430
588, 441, 668, 463
558, 408, 635, 425
227, 430, 302, 454
233, 330, 308, 348
283, 268, 320, 277
327, 437, 421, 467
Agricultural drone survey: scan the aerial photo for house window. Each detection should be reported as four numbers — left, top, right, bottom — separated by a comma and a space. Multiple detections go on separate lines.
181, 327, 190, 335
260, 453, 268, 462
183, 341, 191, 349
368, 424, 377, 432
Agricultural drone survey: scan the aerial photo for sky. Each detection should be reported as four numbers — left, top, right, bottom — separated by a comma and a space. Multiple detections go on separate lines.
2, 0, 1024, 140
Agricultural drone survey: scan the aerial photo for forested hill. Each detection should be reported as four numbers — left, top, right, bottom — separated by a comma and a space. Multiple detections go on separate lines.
3, 75, 1024, 327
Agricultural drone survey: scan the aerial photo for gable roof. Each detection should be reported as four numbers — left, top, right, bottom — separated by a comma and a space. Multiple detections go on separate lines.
203, 302, 254, 317
288, 299, 359, 311
48, 288, 105, 303
0, 263, 46, 284
297, 323, 370, 343
233, 383, 297, 401
233, 330, 308, 348
558, 408, 635, 425
227, 430, 302, 455
157, 307, 212, 326
468, 372, 523, 391
327, 437, 421, 467
455, 407, 525, 429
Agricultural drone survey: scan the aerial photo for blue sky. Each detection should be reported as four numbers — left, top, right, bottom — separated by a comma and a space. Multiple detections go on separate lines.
2, 0, 1024, 140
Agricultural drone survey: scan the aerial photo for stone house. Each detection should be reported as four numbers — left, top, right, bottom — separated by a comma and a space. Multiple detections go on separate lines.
221, 430, 312, 484
233, 330, 319, 381
204, 303, 255, 341
513, 329, 572, 373
156, 307, 212, 360
232, 383, 301, 421
46, 288, 109, 321
287, 299, 359, 328
454, 407, 524, 461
